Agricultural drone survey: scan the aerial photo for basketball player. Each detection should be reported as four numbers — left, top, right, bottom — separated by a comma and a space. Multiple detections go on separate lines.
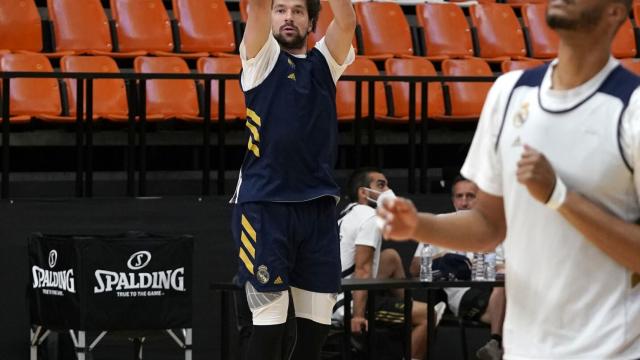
230, 0, 355, 358
379, 0, 640, 358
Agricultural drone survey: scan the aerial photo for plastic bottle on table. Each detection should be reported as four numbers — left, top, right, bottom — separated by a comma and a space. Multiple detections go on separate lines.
419, 244, 434, 281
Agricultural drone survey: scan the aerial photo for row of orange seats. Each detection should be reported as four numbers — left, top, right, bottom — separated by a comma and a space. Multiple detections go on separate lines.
3, 53, 640, 124
2, 0, 639, 62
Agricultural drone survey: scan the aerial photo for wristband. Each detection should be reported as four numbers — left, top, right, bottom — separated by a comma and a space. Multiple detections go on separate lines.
546, 175, 567, 210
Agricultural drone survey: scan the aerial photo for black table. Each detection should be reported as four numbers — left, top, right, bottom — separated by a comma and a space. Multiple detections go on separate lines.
211, 278, 505, 360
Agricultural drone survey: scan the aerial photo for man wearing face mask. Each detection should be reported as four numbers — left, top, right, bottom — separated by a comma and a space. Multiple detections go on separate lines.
332, 168, 444, 360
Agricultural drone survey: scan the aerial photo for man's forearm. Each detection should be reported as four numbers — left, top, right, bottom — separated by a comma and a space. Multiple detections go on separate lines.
327, 0, 356, 30
412, 209, 504, 253
559, 191, 640, 273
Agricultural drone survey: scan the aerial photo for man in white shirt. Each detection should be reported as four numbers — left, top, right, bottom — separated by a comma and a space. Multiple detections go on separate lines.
410, 176, 506, 360
231, 0, 355, 358
333, 167, 439, 360
378, 1, 640, 358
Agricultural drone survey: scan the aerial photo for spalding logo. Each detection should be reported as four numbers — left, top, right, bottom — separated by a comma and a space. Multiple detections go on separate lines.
127, 251, 151, 270
48, 250, 58, 268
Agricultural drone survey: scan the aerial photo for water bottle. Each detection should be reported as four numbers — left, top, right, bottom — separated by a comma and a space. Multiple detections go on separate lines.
472, 252, 486, 281
485, 252, 496, 281
419, 245, 434, 281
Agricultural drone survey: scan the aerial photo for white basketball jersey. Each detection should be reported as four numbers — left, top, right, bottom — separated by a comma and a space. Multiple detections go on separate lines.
462, 58, 640, 359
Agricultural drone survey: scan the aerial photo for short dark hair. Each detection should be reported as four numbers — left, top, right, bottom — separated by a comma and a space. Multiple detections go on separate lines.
451, 175, 469, 196
307, 0, 321, 32
345, 167, 383, 202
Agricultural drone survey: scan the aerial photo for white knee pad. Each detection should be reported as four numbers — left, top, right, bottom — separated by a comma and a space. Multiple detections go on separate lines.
245, 282, 289, 326
290, 287, 337, 325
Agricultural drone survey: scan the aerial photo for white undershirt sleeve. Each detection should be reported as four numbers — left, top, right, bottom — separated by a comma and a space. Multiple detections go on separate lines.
354, 216, 381, 249
239, 34, 281, 92
314, 37, 355, 84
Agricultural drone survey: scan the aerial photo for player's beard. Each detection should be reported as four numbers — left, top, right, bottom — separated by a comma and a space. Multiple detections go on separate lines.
274, 26, 308, 51
546, 0, 606, 31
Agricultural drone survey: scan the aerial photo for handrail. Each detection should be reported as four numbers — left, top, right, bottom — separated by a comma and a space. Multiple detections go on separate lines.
0, 71, 498, 198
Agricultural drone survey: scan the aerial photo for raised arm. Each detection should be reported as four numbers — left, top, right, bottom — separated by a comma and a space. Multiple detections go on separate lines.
243, 0, 273, 59
379, 190, 506, 253
323, 0, 356, 64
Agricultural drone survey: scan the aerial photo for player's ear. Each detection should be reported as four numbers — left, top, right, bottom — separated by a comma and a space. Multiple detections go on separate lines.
357, 187, 367, 201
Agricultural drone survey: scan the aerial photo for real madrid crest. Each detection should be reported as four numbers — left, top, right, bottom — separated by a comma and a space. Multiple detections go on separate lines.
513, 101, 529, 128
257, 265, 270, 284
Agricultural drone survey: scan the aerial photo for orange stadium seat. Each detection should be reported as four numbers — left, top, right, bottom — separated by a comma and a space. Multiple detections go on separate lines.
110, 0, 208, 59
0, 0, 70, 57
469, 4, 528, 61
306, 0, 358, 53
384, 58, 445, 120
449, 0, 495, 3
611, 19, 636, 59
336, 57, 387, 120
416, 3, 473, 60
440, 58, 493, 120
172, 0, 237, 56
504, 0, 546, 8
521, 3, 558, 59
634, 3, 640, 24
48, 0, 143, 58
60, 56, 130, 122
354, 2, 415, 59
197, 56, 246, 121
134, 56, 200, 120
0, 53, 67, 123
620, 58, 640, 76
501, 59, 545, 73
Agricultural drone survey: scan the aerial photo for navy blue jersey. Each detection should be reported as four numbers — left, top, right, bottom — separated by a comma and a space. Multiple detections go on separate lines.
232, 48, 340, 203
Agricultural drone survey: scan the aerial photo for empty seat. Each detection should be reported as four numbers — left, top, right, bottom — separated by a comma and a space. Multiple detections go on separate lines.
504, 0, 546, 8
172, 0, 237, 56
0, 53, 67, 123
0, 0, 70, 57
306, 0, 358, 53
469, 4, 527, 61
611, 19, 636, 58
48, 0, 143, 58
416, 3, 473, 60
501, 59, 544, 73
60, 56, 130, 121
197, 56, 245, 121
134, 56, 200, 120
620, 58, 640, 76
441, 58, 493, 119
384, 58, 445, 120
336, 56, 387, 120
110, 0, 208, 58
354, 2, 415, 59
521, 3, 558, 59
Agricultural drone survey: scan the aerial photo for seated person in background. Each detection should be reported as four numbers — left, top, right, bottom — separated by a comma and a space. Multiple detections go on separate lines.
410, 176, 506, 360
332, 167, 445, 360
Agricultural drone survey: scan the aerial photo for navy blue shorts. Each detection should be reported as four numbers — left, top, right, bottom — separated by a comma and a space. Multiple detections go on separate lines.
232, 196, 341, 293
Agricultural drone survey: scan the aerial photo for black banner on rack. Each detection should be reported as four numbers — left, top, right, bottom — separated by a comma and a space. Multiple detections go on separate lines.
28, 232, 193, 331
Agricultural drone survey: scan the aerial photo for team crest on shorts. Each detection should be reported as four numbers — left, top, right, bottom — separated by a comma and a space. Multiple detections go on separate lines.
513, 102, 529, 128
257, 265, 270, 284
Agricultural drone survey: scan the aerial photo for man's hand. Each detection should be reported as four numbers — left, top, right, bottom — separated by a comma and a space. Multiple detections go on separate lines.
351, 316, 368, 333
516, 144, 557, 204
378, 197, 418, 241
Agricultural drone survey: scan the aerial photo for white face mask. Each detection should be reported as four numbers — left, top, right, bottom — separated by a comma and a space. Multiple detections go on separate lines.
363, 188, 396, 208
